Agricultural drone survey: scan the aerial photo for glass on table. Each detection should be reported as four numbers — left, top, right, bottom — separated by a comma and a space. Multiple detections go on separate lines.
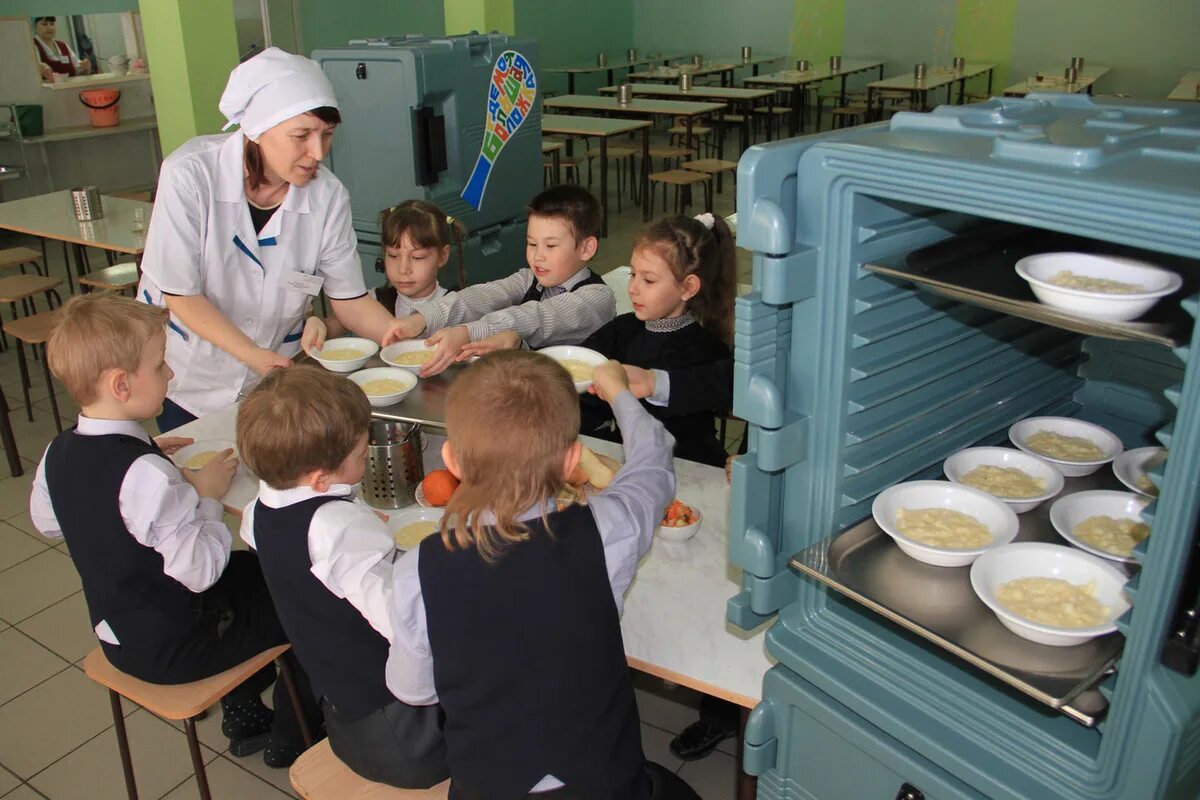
131, 207, 147, 233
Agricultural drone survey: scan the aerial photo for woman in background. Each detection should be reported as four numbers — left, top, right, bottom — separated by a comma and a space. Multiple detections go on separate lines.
33, 16, 92, 79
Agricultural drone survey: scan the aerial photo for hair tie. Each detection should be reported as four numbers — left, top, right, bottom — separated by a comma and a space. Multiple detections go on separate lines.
693, 212, 715, 231
445, 214, 455, 225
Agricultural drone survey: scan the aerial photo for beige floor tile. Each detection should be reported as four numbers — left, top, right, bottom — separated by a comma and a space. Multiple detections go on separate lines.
0, 784, 47, 800
161, 755, 293, 799
28, 708, 220, 800
0, 766, 18, 796
0, 628, 70, 705
0, 472, 37, 524
0, 666, 115, 778
0, 521, 47, 572
676, 749, 738, 800
4, 407, 62, 446
634, 674, 701, 735
641, 722, 684, 774
15, 593, 95, 664
218, 751, 300, 799
4, 512, 41, 540
34, 396, 80, 421
0, 549, 82, 624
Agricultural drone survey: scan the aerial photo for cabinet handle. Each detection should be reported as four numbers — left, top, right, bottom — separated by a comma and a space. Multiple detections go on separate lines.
895, 784, 925, 800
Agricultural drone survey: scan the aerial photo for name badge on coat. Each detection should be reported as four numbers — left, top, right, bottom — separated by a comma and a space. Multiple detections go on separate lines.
283, 271, 325, 296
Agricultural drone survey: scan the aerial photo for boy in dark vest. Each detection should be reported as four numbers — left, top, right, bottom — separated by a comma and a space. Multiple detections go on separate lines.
30, 294, 318, 768
390, 184, 616, 376
386, 350, 701, 800
237, 366, 448, 789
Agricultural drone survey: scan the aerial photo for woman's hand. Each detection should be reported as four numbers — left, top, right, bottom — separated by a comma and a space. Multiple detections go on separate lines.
301, 316, 327, 355
246, 347, 292, 376
382, 314, 427, 346
153, 436, 194, 456
458, 331, 522, 360
419, 326, 472, 378
621, 364, 657, 399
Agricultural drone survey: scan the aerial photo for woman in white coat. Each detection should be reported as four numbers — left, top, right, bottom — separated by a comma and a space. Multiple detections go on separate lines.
138, 48, 407, 431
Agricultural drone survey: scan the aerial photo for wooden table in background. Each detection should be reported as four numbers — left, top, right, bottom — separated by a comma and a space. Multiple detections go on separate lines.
598, 83, 773, 150
745, 58, 886, 134
1167, 70, 1200, 102
867, 62, 995, 121
627, 62, 738, 87
547, 53, 684, 94
540, 114, 652, 236
1002, 64, 1111, 97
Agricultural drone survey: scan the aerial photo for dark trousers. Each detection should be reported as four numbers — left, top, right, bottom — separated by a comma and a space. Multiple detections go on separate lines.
100, 551, 322, 746
155, 397, 197, 434
325, 698, 449, 788
452, 761, 698, 800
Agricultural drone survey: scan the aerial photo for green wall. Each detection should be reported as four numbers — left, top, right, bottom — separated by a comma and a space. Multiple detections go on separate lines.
514, 0, 633, 93
0, 0, 136, 12
298, 0, 445, 55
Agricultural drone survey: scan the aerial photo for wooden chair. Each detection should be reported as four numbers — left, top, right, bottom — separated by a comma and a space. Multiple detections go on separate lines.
682, 159, 738, 207
0, 246, 46, 277
648, 169, 713, 215
84, 644, 313, 800
829, 104, 869, 129
290, 739, 450, 799
79, 262, 140, 295
751, 106, 791, 140
646, 145, 695, 172
1, 292, 64, 430
603, 142, 642, 210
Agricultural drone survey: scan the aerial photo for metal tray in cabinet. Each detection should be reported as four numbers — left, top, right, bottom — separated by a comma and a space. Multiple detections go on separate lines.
790, 472, 1132, 724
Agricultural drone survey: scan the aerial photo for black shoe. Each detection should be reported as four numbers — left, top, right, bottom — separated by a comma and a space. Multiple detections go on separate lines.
263, 742, 306, 769
669, 719, 736, 761
227, 730, 272, 758
220, 697, 273, 741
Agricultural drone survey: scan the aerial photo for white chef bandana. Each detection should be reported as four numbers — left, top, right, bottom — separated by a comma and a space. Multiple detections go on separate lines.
219, 47, 339, 141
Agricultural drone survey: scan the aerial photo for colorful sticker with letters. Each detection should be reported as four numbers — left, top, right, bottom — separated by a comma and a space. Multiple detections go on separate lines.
461, 50, 536, 210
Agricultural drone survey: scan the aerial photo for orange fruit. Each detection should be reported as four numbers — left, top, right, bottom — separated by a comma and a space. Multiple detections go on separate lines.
422, 469, 460, 507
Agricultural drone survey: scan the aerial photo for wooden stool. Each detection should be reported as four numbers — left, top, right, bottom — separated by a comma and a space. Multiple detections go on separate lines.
0, 246, 46, 277
290, 739, 450, 799
0, 272, 62, 360
830, 105, 868, 129
752, 106, 791, 140
683, 159, 738, 208
80, 262, 140, 295
646, 146, 695, 172
4, 307, 65, 432
648, 170, 713, 215
604, 142, 642, 209
84, 645, 313, 800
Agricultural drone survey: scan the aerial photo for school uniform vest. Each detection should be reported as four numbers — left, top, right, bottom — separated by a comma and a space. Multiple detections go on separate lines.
44, 430, 197, 644
419, 504, 647, 800
519, 270, 607, 303
252, 495, 395, 720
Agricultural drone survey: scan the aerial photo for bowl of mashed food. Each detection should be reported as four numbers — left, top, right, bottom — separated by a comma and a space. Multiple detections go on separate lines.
943, 446, 1064, 513
1008, 416, 1123, 477
310, 337, 379, 373
347, 367, 418, 408
971, 542, 1130, 646
1014, 252, 1181, 322
172, 440, 238, 471
380, 340, 438, 374
386, 507, 445, 553
537, 346, 608, 393
1112, 446, 1167, 498
1050, 490, 1151, 564
872, 480, 1019, 567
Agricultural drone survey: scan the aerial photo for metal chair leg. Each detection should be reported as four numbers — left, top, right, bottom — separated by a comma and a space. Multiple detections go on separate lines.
40, 344, 62, 433
15, 342, 32, 422
183, 718, 212, 800
109, 690, 139, 800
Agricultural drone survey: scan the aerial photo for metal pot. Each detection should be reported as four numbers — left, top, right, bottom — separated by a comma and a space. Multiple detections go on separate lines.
597, 52, 607, 67
914, 62, 928, 80
627, 49, 637, 63
742, 46, 752, 62
618, 84, 634, 104
796, 59, 812, 72
692, 54, 704, 67
829, 55, 842, 71
70, 186, 103, 221
1071, 56, 1085, 71
679, 73, 694, 93
362, 420, 424, 509
953, 56, 965, 71
1065, 66, 1079, 84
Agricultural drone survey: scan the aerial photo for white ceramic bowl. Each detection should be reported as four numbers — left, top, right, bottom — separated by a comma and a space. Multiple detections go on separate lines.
943, 446, 1064, 513
310, 337, 378, 373
1112, 446, 1167, 498
970, 542, 1130, 646
380, 340, 437, 374
871, 480, 1019, 567
172, 440, 237, 471
1008, 417, 1123, 477
1014, 252, 1182, 322
347, 367, 418, 408
656, 508, 703, 543
1049, 490, 1151, 564
537, 345, 608, 393
385, 506, 444, 552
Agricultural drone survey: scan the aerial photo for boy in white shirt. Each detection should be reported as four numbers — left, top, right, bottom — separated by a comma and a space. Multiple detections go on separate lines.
30, 295, 317, 768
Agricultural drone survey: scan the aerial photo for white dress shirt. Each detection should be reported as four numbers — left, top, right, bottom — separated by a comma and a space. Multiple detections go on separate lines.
240, 482, 397, 642
30, 416, 231, 645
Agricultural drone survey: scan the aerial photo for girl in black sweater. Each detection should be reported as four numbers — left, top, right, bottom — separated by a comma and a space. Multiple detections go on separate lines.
580, 213, 735, 468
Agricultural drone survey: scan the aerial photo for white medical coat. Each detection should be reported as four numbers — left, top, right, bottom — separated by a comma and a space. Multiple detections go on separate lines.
137, 132, 367, 417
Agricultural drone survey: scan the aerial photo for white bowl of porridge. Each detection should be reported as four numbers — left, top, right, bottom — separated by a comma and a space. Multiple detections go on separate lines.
172, 440, 238, 471
970, 542, 1130, 646
1015, 252, 1181, 322
1008, 417, 1123, 477
1112, 446, 1167, 498
310, 337, 378, 372
380, 340, 437, 374
1050, 490, 1151, 564
537, 345, 608, 393
943, 446, 1064, 514
385, 506, 444, 553
872, 480, 1019, 567
348, 367, 418, 408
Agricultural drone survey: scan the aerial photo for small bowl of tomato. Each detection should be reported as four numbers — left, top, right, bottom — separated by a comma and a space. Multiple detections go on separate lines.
656, 499, 702, 542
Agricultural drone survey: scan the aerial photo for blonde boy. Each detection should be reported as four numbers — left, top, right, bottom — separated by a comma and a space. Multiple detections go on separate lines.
237, 366, 447, 789
30, 294, 313, 767
392, 184, 617, 376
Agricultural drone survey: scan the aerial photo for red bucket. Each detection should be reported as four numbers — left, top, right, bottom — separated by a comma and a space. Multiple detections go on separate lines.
79, 88, 121, 127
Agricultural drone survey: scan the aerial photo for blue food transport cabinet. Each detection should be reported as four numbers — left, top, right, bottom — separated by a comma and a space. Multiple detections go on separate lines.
314, 33, 541, 290
730, 95, 1200, 799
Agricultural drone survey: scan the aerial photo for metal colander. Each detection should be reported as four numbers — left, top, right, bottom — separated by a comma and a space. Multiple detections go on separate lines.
362, 420, 424, 509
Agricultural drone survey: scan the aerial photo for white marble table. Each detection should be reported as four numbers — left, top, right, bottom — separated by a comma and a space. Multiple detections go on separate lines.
168, 404, 773, 708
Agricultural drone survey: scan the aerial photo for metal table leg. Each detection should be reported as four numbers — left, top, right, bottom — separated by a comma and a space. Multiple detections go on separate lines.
599, 137, 609, 237
641, 127, 651, 222
567, 73, 576, 94
0, 384, 22, 477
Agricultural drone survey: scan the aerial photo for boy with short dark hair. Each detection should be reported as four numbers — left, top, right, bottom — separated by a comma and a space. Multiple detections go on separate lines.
30, 294, 315, 768
391, 184, 616, 376
237, 366, 448, 789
